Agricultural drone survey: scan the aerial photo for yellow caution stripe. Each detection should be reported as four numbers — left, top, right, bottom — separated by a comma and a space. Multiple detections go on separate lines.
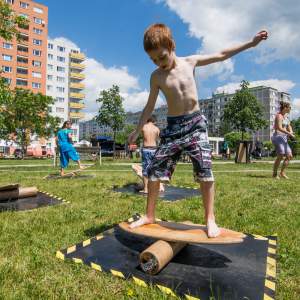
156, 284, 176, 297
265, 279, 275, 291
56, 251, 65, 260
91, 262, 102, 272
264, 293, 275, 300
110, 269, 125, 278
72, 257, 83, 264
132, 276, 147, 287
82, 239, 91, 247
185, 294, 200, 300
253, 234, 268, 240
66, 245, 76, 254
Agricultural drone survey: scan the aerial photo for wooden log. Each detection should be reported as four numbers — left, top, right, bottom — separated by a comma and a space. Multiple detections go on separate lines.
0, 187, 38, 202
139, 240, 186, 275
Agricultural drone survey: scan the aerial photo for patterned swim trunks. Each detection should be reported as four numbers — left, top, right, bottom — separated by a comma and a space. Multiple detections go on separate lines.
148, 111, 214, 183
141, 147, 157, 177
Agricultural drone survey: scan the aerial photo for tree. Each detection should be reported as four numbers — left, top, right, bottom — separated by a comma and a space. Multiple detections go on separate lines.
223, 80, 268, 140
291, 117, 300, 136
224, 131, 251, 150
96, 85, 126, 157
115, 124, 142, 145
0, 87, 60, 156
0, 0, 28, 41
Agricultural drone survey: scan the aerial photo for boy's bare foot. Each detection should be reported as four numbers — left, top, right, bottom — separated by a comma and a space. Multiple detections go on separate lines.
159, 184, 165, 192
129, 215, 154, 229
272, 173, 280, 179
207, 219, 221, 238
279, 173, 288, 179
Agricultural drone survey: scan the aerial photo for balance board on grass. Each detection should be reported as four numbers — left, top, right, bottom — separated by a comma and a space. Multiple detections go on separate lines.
119, 220, 246, 274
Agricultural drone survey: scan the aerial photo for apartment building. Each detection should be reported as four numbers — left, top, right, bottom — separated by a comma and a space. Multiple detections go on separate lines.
46, 38, 85, 142
199, 86, 291, 141
0, 0, 48, 94
79, 119, 112, 140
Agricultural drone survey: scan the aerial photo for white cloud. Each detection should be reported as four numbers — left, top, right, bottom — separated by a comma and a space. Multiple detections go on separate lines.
291, 98, 300, 120
215, 79, 296, 94
49, 37, 79, 49
162, 0, 300, 78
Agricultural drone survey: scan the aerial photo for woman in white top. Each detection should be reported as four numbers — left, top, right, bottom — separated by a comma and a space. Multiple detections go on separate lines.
271, 101, 294, 179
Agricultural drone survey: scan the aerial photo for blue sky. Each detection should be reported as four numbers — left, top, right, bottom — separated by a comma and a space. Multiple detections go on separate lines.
42, 0, 300, 119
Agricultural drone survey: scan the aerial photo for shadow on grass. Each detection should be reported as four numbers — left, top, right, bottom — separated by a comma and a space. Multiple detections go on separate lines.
84, 223, 116, 237
245, 174, 271, 179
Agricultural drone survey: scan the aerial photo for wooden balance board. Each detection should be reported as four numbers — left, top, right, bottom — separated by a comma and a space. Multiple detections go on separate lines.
119, 220, 246, 275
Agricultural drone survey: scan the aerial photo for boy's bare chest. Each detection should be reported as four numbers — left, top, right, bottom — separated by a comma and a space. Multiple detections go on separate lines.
158, 65, 195, 92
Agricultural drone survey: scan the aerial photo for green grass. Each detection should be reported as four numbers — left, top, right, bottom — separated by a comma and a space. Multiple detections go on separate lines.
0, 159, 299, 299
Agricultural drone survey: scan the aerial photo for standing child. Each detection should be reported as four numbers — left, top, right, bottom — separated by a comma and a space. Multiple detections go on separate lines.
128, 23, 268, 237
272, 101, 294, 179
56, 121, 83, 176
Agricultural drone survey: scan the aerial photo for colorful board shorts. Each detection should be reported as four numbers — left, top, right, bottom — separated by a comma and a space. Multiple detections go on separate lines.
141, 147, 157, 177
147, 111, 214, 183
271, 133, 292, 155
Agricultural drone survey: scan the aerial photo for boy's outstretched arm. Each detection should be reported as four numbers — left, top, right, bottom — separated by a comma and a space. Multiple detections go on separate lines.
128, 73, 159, 144
188, 30, 268, 66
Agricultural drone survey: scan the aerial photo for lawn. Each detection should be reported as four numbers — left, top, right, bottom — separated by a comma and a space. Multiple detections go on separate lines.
0, 159, 299, 299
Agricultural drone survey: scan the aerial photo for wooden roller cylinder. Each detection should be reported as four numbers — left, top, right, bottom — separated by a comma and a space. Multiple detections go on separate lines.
0, 187, 38, 201
139, 240, 186, 275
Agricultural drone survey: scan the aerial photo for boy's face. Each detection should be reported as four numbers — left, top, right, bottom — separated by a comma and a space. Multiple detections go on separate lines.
147, 47, 174, 71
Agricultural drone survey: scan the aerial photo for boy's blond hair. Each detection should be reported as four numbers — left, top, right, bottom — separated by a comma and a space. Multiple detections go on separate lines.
143, 23, 175, 53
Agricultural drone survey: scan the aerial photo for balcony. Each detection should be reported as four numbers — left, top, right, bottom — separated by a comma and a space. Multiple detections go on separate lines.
70, 72, 85, 80
70, 82, 85, 89
16, 73, 28, 79
69, 102, 85, 109
70, 92, 85, 99
69, 112, 84, 119
70, 62, 85, 70
70, 52, 85, 60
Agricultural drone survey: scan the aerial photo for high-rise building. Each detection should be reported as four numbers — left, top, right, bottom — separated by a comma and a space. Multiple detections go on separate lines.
46, 38, 85, 142
0, 0, 48, 94
199, 86, 291, 141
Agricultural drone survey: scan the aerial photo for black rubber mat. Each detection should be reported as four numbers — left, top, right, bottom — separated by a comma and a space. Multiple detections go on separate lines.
57, 225, 277, 300
0, 191, 64, 212
114, 183, 200, 201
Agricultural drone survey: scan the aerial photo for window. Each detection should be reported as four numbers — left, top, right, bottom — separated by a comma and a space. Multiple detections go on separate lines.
47, 75, 53, 80
57, 66, 65, 72
33, 7, 43, 14
3, 42, 13, 49
2, 66, 12, 73
47, 53, 53, 60
20, 2, 29, 8
56, 87, 65, 93
56, 97, 65, 102
17, 45, 28, 52
32, 71, 41, 78
33, 39, 42, 45
56, 107, 64, 113
2, 54, 12, 61
17, 67, 28, 75
32, 82, 41, 89
57, 56, 65, 62
16, 79, 27, 86
19, 13, 28, 18
33, 28, 42, 34
57, 46, 65, 52
34, 17, 43, 24
5, 0, 14, 4
47, 64, 53, 70
33, 49, 41, 56
19, 33, 29, 42
47, 85, 53, 91
56, 76, 65, 82
32, 60, 41, 67
48, 43, 53, 49
4, 78, 12, 84
17, 56, 28, 64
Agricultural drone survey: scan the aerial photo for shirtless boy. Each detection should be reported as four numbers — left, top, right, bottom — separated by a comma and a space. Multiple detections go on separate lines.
140, 115, 164, 193
128, 23, 268, 237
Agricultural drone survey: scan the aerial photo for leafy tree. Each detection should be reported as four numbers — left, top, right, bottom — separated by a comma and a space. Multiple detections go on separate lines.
115, 124, 142, 145
291, 117, 300, 136
96, 85, 126, 156
0, 87, 60, 156
0, 0, 28, 40
224, 131, 251, 150
223, 80, 268, 140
